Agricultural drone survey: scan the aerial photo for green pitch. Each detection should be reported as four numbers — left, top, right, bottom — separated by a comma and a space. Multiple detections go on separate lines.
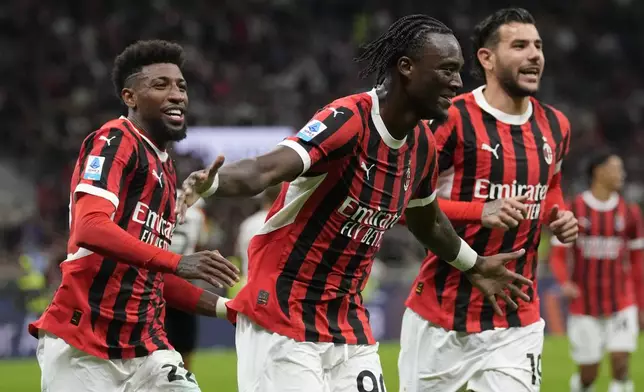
1, 336, 642, 391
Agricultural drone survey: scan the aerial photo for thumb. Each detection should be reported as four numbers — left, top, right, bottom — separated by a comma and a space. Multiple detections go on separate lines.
501, 248, 526, 264
548, 205, 559, 224
514, 194, 529, 203
206, 155, 225, 179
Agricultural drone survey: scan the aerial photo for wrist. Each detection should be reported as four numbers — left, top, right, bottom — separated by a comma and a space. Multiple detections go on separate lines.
216, 297, 230, 318
449, 238, 479, 271
200, 173, 220, 198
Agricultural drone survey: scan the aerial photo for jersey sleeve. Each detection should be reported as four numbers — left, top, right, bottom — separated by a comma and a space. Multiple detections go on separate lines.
408, 131, 438, 208
430, 113, 460, 175
278, 103, 362, 175
627, 203, 644, 250
554, 112, 571, 175
74, 127, 138, 208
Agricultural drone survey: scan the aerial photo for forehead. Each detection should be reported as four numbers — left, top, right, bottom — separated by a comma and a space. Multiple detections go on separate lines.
496, 22, 541, 43
418, 33, 463, 64
140, 63, 184, 80
605, 155, 623, 166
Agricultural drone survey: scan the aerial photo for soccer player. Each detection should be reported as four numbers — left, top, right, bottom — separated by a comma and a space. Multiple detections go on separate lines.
178, 15, 533, 392
28, 40, 239, 392
398, 8, 579, 392
550, 151, 644, 392
165, 197, 207, 372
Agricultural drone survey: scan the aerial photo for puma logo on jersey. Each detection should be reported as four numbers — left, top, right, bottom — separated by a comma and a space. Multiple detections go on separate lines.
152, 169, 163, 187
99, 135, 116, 146
328, 107, 344, 117
361, 161, 375, 180
481, 143, 500, 160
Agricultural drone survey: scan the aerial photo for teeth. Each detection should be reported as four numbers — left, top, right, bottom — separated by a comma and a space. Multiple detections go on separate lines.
165, 109, 182, 116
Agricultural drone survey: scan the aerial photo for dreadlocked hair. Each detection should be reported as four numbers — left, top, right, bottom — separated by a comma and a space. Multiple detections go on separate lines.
355, 14, 453, 85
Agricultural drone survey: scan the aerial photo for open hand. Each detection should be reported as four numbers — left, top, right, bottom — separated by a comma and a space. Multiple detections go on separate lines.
175, 156, 225, 224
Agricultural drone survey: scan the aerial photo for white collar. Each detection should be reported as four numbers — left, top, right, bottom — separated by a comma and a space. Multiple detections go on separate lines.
582, 190, 619, 212
366, 89, 406, 149
120, 116, 169, 162
472, 86, 533, 125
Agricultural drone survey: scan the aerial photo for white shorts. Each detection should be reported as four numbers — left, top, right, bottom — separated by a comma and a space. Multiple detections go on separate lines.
567, 305, 639, 365
36, 332, 200, 392
235, 314, 385, 392
398, 308, 545, 392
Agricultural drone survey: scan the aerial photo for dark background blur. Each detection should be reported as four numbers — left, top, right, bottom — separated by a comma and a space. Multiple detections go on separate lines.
0, 0, 642, 353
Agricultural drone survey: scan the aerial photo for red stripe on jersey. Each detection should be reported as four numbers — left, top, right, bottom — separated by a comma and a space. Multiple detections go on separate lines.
30, 118, 177, 359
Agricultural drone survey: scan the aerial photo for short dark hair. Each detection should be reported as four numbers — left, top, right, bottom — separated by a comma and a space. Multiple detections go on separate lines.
587, 150, 617, 181
355, 14, 453, 85
470, 8, 536, 80
111, 40, 186, 98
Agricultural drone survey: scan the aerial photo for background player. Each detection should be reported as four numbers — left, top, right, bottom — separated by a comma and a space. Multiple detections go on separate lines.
165, 197, 208, 371
550, 151, 644, 392
178, 15, 534, 392
236, 184, 282, 278
28, 40, 239, 391
398, 8, 579, 392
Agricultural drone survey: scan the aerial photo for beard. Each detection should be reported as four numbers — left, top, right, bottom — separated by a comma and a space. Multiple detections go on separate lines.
497, 66, 538, 98
147, 115, 188, 142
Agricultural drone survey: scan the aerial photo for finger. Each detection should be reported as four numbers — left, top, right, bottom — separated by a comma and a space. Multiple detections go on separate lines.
560, 219, 579, 233
492, 220, 511, 231
550, 216, 571, 231
507, 270, 532, 286
207, 252, 241, 280
560, 228, 578, 242
506, 198, 529, 216
508, 284, 530, 302
499, 214, 520, 228
206, 156, 226, 178
488, 295, 503, 316
498, 292, 518, 310
202, 265, 236, 287
548, 205, 560, 224
499, 248, 526, 262
503, 206, 525, 223
512, 194, 530, 203
200, 272, 223, 288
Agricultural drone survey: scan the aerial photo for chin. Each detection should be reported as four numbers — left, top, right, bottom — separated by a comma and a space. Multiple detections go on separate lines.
164, 125, 188, 142
427, 107, 449, 122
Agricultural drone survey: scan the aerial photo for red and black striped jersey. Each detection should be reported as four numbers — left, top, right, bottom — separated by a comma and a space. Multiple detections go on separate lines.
227, 89, 438, 345
552, 192, 644, 316
406, 86, 571, 333
30, 117, 178, 359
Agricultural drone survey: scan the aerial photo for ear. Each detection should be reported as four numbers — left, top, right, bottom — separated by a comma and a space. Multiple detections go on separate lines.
397, 56, 413, 79
477, 47, 494, 73
121, 88, 136, 109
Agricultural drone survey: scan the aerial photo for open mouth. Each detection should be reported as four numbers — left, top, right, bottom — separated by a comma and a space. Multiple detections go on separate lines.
519, 67, 540, 79
162, 108, 185, 122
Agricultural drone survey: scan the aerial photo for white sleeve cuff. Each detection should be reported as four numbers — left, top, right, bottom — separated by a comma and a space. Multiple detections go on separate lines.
200, 173, 219, 198
74, 183, 119, 208
216, 297, 230, 318
449, 238, 478, 271
279, 140, 311, 175
554, 160, 563, 174
407, 190, 438, 209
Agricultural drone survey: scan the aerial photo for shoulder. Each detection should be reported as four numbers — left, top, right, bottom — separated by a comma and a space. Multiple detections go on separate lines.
85, 118, 141, 148
532, 99, 571, 133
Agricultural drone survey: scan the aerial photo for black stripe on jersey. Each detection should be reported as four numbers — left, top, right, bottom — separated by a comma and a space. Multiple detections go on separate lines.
106, 142, 156, 358
434, 101, 474, 313
609, 210, 618, 314
78, 133, 97, 184
409, 124, 430, 196
526, 116, 552, 301
89, 260, 118, 330
307, 119, 381, 342
92, 128, 125, 189
435, 124, 458, 173
476, 113, 505, 331
596, 211, 607, 316
579, 202, 592, 315
132, 272, 156, 357
149, 285, 169, 350
542, 105, 564, 162
505, 125, 530, 328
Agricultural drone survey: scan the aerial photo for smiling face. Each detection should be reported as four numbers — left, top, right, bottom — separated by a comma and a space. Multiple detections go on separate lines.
122, 63, 189, 142
478, 22, 544, 97
398, 32, 464, 121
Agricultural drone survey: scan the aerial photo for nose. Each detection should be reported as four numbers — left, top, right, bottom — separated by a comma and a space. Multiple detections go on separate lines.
167, 84, 186, 103
450, 72, 463, 91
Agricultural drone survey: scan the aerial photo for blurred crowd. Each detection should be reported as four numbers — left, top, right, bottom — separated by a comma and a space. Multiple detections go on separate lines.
1, 0, 644, 283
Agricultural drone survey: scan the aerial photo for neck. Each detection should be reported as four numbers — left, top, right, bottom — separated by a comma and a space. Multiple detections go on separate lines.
590, 183, 613, 202
483, 78, 530, 115
377, 82, 419, 140
127, 112, 167, 150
